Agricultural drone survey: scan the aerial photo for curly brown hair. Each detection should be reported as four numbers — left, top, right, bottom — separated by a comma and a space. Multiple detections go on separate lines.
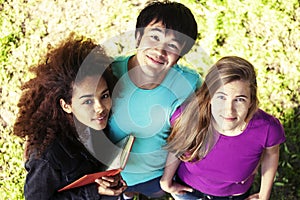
13, 34, 116, 160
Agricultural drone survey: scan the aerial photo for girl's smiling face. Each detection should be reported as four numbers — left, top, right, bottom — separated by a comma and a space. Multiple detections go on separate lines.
211, 80, 252, 135
61, 75, 112, 131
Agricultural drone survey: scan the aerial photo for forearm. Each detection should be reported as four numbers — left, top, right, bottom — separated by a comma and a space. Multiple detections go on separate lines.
160, 152, 181, 185
259, 145, 279, 200
160, 152, 193, 194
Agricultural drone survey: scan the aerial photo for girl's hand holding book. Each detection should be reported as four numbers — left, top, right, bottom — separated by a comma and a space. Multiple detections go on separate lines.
96, 173, 127, 196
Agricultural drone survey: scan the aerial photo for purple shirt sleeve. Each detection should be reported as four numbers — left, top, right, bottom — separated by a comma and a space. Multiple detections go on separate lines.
170, 105, 184, 126
265, 116, 286, 147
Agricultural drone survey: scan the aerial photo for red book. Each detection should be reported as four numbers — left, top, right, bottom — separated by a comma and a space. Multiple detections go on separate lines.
58, 134, 134, 192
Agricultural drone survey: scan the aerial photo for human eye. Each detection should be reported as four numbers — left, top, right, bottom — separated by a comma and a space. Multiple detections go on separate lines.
235, 97, 247, 102
150, 34, 160, 42
83, 99, 93, 105
101, 92, 111, 100
168, 43, 179, 51
216, 95, 226, 100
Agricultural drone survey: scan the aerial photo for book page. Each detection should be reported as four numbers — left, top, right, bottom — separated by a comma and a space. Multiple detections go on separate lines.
106, 134, 134, 170
89, 131, 123, 170
119, 135, 135, 169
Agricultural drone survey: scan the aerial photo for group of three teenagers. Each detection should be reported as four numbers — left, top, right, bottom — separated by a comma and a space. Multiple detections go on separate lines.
14, 1, 285, 199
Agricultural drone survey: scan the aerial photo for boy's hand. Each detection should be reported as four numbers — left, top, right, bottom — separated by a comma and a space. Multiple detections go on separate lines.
95, 174, 127, 196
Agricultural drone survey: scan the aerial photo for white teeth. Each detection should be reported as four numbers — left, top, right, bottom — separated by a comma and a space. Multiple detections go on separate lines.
97, 116, 104, 120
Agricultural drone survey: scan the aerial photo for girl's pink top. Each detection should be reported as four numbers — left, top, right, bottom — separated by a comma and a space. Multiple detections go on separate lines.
173, 109, 285, 196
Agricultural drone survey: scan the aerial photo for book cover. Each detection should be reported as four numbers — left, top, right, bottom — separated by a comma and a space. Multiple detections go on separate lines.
58, 134, 134, 192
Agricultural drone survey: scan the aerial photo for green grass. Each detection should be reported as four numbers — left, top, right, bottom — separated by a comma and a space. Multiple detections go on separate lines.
1, 0, 299, 199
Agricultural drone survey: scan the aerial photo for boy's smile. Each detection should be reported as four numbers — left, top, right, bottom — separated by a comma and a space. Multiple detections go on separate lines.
129, 20, 186, 89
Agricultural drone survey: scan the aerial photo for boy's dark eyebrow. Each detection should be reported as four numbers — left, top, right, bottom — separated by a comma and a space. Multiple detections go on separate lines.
149, 27, 164, 33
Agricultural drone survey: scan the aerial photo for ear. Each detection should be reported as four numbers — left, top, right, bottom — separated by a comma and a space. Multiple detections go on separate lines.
135, 31, 142, 48
60, 99, 72, 114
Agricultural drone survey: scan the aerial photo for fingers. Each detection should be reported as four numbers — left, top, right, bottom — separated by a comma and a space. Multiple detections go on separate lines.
95, 175, 127, 196
173, 185, 193, 195
161, 180, 193, 195
101, 174, 119, 182
97, 184, 126, 196
95, 174, 121, 188
181, 186, 193, 192
245, 193, 260, 200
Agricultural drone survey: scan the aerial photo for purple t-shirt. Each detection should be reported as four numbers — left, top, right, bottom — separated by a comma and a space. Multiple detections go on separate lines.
176, 109, 285, 196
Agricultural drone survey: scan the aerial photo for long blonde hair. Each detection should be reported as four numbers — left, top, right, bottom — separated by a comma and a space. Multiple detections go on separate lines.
166, 56, 259, 162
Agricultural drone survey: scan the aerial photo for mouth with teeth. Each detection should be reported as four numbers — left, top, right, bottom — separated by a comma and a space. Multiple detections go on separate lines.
93, 113, 107, 123
147, 55, 165, 65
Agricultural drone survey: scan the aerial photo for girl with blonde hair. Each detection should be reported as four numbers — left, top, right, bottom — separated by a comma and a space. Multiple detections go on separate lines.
160, 56, 285, 200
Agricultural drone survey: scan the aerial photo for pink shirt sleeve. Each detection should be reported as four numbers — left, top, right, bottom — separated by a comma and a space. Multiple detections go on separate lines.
265, 116, 286, 147
170, 106, 184, 126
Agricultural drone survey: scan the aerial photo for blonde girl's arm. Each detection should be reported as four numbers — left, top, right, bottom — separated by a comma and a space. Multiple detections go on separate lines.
258, 144, 280, 200
160, 152, 193, 194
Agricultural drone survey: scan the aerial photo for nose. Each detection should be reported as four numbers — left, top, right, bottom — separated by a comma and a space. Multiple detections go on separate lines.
94, 100, 104, 114
224, 101, 235, 115
154, 43, 167, 56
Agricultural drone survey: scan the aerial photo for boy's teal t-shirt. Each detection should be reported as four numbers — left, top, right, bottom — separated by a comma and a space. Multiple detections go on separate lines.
108, 55, 201, 186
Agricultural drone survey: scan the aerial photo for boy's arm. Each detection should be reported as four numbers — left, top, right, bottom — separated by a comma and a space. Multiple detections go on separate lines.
160, 153, 193, 194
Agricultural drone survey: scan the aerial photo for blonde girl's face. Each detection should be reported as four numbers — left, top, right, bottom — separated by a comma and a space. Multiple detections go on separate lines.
62, 76, 112, 131
210, 80, 252, 135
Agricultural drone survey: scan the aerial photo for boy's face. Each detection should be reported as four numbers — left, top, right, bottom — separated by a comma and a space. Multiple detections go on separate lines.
135, 20, 186, 79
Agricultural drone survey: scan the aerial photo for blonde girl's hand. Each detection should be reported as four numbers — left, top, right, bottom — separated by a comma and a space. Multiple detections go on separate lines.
95, 174, 127, 196
245, 193, 261, 200
160, 179, 193, 195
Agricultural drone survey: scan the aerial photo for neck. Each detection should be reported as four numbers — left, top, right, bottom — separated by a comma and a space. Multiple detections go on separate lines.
214, 121, 247, 136
74, 119, 88, 137
128, 56, 165, 89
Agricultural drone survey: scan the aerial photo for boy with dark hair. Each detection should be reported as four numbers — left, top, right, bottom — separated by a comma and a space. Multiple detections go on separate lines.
135, 1, 198, 56
108, 1, 201, 199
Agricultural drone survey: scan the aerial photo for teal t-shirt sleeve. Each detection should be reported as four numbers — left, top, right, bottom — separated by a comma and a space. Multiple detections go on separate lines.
196, 74, 203, 89
169, 65, 202, 121
111, 56, 131, 78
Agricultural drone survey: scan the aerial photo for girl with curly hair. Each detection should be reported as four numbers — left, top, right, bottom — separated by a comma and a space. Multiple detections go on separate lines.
13, 35, 126, 199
